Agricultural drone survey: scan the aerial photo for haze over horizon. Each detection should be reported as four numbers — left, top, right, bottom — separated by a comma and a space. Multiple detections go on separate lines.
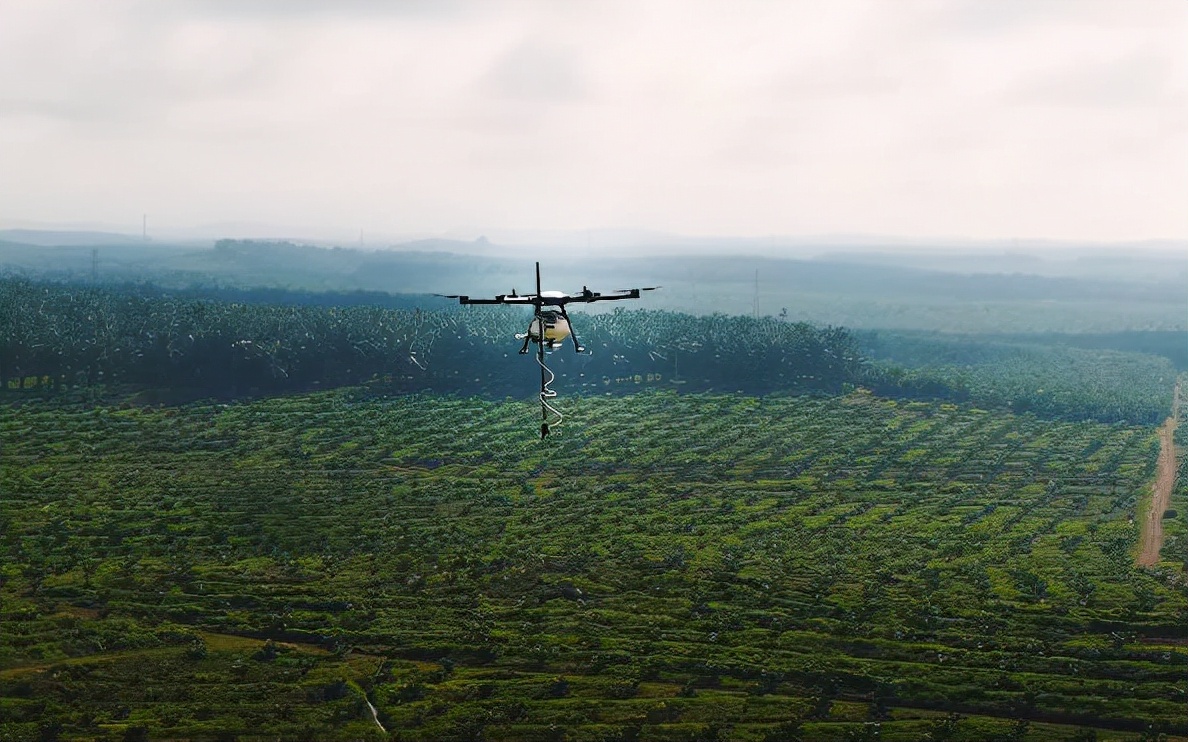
2, 0, 1186, 244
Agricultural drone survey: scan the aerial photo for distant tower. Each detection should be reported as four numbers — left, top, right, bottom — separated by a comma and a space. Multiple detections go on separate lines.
91, 248, 98, 282
142, 213, 147, 241
753, 268, 760, 319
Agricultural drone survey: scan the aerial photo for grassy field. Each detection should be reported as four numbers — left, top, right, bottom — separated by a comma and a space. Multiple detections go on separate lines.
2, 389, 1186, 741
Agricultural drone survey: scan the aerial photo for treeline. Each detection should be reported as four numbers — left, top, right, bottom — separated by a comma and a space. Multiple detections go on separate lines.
1, 278, 1175, 423
0, 279, 432, 397
985, 330, 1188, 370
0, 278, 861, 401
860, 330, 1176, 425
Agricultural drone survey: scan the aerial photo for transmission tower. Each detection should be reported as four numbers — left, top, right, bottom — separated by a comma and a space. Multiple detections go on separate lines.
753, 269, 759, 319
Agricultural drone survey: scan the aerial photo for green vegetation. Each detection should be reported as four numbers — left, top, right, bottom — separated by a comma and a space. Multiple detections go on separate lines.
1, 278, 1176, 424
3, 389, 1186, 740
860, 331, 1177, 424
2, 269, 1184, 740
0, 278, 861, 401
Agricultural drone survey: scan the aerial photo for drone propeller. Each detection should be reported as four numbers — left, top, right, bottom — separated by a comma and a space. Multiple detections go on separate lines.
615, 286, 661, 292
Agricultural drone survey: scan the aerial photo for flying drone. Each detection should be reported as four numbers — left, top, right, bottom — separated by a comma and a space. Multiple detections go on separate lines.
439, 262, 657, 438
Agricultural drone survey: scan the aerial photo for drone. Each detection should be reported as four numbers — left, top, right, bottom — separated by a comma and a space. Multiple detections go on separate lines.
439, 262, 657, 438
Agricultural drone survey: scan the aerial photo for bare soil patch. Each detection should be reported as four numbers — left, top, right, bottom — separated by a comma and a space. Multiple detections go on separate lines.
1137, 381, 1180, 567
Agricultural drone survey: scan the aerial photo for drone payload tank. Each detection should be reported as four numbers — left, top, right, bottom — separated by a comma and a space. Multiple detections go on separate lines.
527, 311, 571, 348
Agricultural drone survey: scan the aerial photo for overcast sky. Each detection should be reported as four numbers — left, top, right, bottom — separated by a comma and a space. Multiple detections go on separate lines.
1, 0, 1185, 242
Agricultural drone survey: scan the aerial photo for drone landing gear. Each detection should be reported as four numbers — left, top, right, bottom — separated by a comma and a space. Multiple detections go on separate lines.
559, 306, 585, 353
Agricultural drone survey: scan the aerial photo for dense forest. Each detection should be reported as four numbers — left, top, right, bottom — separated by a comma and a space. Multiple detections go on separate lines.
0, 278, 1176, 424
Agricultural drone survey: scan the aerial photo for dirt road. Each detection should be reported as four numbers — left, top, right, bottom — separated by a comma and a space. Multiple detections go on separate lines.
1137, 381, 1181, 568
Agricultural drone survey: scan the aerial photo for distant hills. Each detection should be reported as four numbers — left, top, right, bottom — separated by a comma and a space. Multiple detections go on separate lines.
3, 224, 1185, 256
0, 229, 149, 247
2, 227, 1185, 333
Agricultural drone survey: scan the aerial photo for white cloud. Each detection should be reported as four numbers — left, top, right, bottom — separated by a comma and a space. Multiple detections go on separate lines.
0, 0, 1184, 241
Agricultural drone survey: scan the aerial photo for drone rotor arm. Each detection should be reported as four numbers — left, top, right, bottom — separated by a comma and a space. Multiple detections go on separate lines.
578, 291, 640, 303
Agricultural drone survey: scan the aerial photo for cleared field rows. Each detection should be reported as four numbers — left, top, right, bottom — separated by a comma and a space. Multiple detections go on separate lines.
3, 389, 1186, 740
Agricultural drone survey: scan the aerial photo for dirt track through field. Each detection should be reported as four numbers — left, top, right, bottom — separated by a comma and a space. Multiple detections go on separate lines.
1137, 380, 1180, 568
